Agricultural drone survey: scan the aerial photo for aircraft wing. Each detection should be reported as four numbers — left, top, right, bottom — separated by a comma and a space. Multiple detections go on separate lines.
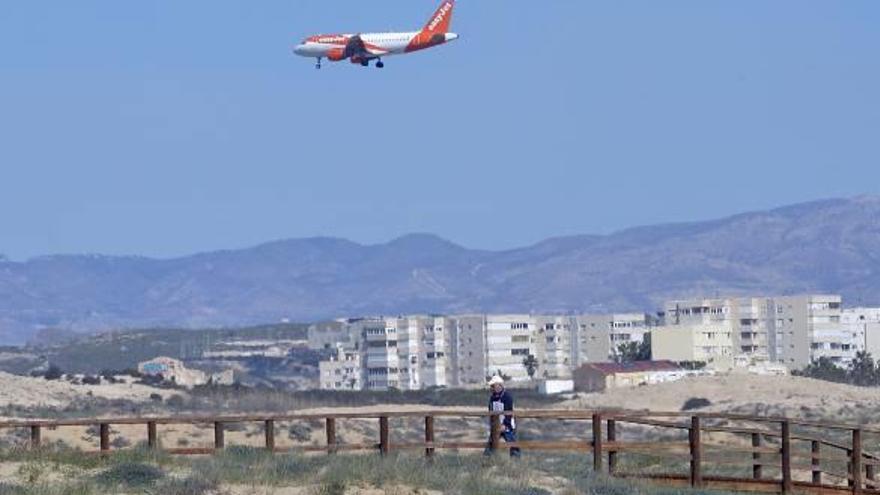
344, 35, 388, 59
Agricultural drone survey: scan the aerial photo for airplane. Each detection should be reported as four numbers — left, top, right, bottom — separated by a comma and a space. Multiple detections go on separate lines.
292, 0, 459, 69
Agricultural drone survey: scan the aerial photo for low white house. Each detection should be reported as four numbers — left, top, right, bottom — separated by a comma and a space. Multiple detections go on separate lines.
538, 379, 574, 395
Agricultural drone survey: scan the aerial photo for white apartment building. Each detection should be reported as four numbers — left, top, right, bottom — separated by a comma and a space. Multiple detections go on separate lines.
393, 315, 454, 390
663, 295, 850, 370
312, 316, 458, 391
774, 295, 847, 368
664, 297, 772, 361
312, 313, 611, 390
315, 300, 870, 390
533, 315, 575, 379
363, 319, 401, 390
450, 315, 489, 386
842, 308, 880, 358
485, 314, 536, 383
652, 324, 734, 369
573, 314, 654, 365
319, 346, 362, 390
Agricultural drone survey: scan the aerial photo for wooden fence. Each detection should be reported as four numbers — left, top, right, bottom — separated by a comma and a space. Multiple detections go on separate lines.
2, 409, 879, 495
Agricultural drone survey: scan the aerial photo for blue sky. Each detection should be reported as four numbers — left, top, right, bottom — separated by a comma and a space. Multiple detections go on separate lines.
1, 1, 878, 260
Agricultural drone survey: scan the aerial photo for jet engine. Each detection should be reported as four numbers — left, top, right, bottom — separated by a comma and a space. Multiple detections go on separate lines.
327, 48, 346, 61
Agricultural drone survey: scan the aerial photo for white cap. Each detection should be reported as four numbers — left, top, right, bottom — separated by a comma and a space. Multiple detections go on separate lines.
488, 375, 504, 387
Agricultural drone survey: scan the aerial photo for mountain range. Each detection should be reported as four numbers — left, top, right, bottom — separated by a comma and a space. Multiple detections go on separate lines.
2, 196, 879, 345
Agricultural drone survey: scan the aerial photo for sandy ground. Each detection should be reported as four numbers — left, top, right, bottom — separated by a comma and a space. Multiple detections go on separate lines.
3, 371, 880, 451
3, 372, 876, 493
0, 371, 180, 411
563, 372, 880, 424
5, 368, 875, 420
227, 485, 444, 495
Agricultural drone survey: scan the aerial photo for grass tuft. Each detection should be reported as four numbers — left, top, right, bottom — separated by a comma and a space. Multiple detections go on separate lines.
93, 462, 164, 488
155, 475, 219, 495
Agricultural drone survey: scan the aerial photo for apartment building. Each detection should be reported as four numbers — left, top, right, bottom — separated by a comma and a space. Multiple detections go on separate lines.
533, 315, 575, 379
450, 315, 488, 386
311, 315, 459, 391
663, 297, 772, 361
394, 315, 455, 390
573, 314, 654, 365
662, 295, 850, 369
312, 313, 598, 390
319, 346, 362, 390
652, 324, 734, 369
842, 308, 880, 358
773, 295, 847, 368
484, 314, 537, 382
362, 319, 400, 390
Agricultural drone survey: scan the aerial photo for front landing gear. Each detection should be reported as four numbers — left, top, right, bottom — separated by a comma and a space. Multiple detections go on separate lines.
376, 59, 385, 69
315, 57, 322, 69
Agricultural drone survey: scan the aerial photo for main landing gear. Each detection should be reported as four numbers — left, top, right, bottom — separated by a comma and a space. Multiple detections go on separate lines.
315, 57, 322, 69
376, 59, 385, 69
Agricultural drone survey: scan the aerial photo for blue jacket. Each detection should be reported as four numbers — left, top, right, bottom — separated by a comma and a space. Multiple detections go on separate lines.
488, 389, 516, 431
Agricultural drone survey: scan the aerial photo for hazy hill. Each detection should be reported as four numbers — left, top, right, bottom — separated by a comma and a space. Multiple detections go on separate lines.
1, 196, 879, 344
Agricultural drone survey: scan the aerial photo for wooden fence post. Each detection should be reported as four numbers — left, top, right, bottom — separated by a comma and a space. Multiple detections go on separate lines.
781, 421, 792, 495
147, 421, 158, 450
689, 416, 702, 488
607, 419, 617, 475
812, 440, 821, 485
849, 449, 854, 488
752, 433, 762, 480
853, 429, 863, 495
30, 425, 41, 449
379, 416, 390, 455
592, 413, 603, 472
490, 414, 501, 453
99, 423, 110, 454
214, 422, 225, 450
265, 420, 275, 452
425, 416, 435, 459
326, 418, 337, 454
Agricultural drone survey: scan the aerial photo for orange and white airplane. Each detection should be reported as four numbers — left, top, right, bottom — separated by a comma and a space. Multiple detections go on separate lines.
293, 0, 458, 69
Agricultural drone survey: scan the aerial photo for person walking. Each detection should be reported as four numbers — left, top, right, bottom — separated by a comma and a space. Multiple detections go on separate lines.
483, 375, 521, 457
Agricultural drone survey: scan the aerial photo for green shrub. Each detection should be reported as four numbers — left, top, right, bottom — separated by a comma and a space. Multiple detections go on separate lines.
94, 462, 165, 487
81, 375, 101, 385
156, 475, 218, 495
0, 482, 23, 495
682, 397, 712, 411
288, 423, 312, 442
43, 365, 64, 381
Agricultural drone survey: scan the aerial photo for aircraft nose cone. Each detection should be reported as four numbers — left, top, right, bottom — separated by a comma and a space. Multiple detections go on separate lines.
293, 44, 307, 56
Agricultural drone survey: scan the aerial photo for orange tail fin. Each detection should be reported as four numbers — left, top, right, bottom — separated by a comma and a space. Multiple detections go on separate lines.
422, 0, 455, 35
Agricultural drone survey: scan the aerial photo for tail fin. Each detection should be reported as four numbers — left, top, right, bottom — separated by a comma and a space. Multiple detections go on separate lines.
422, 0, 455, 35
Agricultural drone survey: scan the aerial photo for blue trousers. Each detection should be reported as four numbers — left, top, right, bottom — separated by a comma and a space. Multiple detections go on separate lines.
484, 429, 521, 457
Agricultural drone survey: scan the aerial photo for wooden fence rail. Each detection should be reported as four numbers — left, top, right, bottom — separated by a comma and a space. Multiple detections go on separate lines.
2, 409, 879, 495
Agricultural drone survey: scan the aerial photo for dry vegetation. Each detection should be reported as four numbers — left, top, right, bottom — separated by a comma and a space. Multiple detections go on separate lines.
1, 371, 876, 494
0, 446, 734, 495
